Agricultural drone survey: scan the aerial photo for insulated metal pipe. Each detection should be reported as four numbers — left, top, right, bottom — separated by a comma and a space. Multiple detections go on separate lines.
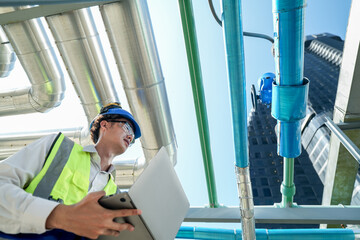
177, 226, 358, 240
100, 0, 177, 165
0, 0, 108, 5
221, 0, 255, 239
0, 127, 86, 160
178, 0, 219, 208
0, 9, 65, 115
113, 156, 147, 188
0, 26, 16, 78
46, 8, 119, 123
235, 166, 255, 239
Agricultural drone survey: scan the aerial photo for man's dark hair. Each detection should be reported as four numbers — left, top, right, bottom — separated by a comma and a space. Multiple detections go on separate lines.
90, 114, 123, 143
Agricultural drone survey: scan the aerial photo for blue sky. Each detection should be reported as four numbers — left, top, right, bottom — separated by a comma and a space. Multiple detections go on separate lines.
0, 0, 353, 230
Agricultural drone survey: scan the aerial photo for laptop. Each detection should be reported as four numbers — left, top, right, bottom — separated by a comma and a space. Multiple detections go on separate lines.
98, 147, 189, 240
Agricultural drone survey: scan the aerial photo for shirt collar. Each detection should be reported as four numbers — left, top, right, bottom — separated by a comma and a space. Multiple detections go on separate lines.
82, 145, 116, 174
83, 144, 97, 153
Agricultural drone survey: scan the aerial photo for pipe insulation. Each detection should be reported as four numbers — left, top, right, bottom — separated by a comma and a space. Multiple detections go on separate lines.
0, 26, 16, 78
236, 166, 255, 240
0, 8, 65, 116
100, 0, 177, 165
46, 7, 119, 123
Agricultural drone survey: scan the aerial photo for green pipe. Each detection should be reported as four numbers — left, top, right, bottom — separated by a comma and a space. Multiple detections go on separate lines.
178, 0, 219, 208
281, 157, 296, 207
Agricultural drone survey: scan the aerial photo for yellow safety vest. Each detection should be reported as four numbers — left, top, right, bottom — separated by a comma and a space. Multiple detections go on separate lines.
25, 133, 118, 205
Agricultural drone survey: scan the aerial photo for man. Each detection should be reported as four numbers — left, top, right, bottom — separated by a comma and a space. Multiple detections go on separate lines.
0, 103, 142, 239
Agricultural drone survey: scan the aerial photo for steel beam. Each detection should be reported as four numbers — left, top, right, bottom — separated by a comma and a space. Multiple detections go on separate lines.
184, 206, 360, 224
338, 121, 360, 131
0, 1, 115, 25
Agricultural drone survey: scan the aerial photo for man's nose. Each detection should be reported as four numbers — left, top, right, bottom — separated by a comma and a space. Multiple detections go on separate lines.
126, 134, 134, 142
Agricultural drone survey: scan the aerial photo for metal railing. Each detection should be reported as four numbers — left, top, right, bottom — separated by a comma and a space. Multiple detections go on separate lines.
324, 116, 360, 163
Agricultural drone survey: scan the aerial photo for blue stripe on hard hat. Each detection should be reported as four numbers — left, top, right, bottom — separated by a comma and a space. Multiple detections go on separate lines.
90, 108, 141, 139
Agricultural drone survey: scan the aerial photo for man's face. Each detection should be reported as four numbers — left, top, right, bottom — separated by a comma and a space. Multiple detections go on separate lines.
100, 118, 135, 155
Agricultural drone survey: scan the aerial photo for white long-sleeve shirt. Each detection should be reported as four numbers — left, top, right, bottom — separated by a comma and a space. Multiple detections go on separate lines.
0, 134, 115, 234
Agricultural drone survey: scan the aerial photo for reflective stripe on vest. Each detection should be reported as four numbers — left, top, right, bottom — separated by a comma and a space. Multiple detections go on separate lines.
25, 133, 117, 205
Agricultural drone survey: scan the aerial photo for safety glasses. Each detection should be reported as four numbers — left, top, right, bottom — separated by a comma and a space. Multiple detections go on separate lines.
107, 120, 135, 145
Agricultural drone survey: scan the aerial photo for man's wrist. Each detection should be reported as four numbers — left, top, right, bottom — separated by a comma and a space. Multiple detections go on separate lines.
45, 204, 67, 230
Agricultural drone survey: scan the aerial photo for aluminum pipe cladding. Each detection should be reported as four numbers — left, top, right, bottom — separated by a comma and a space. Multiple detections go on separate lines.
100, 0, 177, 165
236, 166, 256, 240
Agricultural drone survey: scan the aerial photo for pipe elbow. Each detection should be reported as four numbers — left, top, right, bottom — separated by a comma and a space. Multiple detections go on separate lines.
0, 43, 16, 78
0, 27, 16, 78
28, 76, 66, 112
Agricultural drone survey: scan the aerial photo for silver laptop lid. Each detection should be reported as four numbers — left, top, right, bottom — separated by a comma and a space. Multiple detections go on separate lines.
128, 147, 189, 240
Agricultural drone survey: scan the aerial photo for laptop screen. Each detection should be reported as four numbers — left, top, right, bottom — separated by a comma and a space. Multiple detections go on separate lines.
99, 147, 189, 240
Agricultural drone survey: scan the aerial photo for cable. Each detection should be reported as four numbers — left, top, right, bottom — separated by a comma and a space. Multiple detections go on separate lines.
208, 0, 274, 43
243, 32, 274, 43
208, 0, 222, 26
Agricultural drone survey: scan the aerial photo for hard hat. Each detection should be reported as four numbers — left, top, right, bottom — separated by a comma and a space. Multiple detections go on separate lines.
90, 103, 141, 139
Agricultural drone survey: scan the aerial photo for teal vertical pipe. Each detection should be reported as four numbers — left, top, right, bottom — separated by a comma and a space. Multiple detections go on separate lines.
177, 226, 356, 240
221, 0, 255, 237
221, 0, 249, 168
273, 0, 305, 86
178, 0, 219, 208
272, 0, 306, 155
272, 0, 306, 207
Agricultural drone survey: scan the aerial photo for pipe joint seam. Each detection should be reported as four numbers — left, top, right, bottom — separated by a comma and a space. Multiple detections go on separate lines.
280, 182, 296, 197
272, 78, 309, 157
271, 78, 309, 122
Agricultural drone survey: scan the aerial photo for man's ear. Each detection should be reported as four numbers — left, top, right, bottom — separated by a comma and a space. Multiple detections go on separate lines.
100, 120, 108, 129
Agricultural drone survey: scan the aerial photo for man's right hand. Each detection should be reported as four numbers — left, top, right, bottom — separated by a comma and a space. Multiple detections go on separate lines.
45, 191, 142, 239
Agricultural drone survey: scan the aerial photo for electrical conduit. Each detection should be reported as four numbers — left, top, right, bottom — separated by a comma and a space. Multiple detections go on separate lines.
221, 0, 255, 239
